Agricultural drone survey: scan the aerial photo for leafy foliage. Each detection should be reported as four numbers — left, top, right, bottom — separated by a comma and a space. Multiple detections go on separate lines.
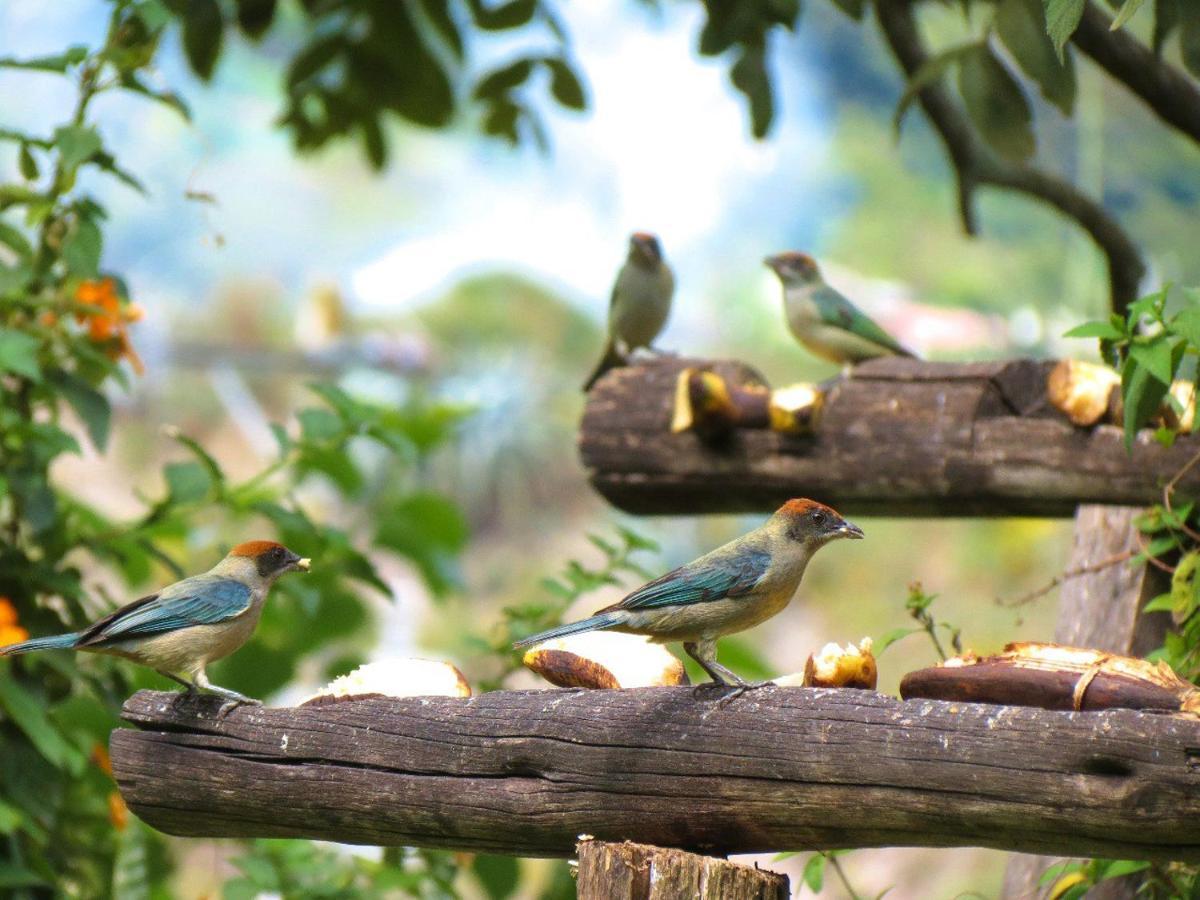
1065, 284, 1200, 449
155, 0, 588, 166
877, 582, 962, 660
0, 4, 471, 893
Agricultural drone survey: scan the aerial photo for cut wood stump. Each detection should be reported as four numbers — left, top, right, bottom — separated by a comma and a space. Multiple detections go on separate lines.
576, 840, 787, 900
111, 686, 1200, 861
580, 357, 1200, 517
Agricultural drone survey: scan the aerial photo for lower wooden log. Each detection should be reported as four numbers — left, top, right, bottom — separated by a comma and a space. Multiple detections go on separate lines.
576, 840, 787, 900
110, 687, 1200, 861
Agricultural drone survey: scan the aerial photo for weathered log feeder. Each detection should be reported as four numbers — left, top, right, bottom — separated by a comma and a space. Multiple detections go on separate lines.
110, 686, 1200, 862
580, 356, 1200, 516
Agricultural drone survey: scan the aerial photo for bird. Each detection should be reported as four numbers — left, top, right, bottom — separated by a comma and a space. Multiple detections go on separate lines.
514, 499, 863, 691
0, 541, 309, 707
583, 231, 675, 391
765, 251, 916, 367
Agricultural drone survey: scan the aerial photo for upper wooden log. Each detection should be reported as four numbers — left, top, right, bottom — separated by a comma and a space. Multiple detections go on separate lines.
578, 356, 1200, 517
111, 687, 1200, 861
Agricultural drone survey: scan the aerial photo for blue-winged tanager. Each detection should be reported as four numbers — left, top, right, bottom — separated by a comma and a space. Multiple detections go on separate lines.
515, 499, 862, 688
0, 540, 309, 706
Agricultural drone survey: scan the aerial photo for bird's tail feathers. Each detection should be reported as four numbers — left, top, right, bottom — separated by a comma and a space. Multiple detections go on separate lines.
582, 340, 626, 392
513, 612, 623, 650
0, 632, 80, 656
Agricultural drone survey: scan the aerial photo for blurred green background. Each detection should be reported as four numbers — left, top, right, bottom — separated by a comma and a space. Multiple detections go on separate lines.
3, 0, 1199, 896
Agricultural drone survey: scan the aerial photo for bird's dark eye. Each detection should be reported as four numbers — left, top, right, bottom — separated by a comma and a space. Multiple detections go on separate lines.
811, 511, 825, 525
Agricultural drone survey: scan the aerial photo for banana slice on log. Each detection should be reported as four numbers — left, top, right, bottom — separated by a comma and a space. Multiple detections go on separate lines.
900, 641, 1200, 714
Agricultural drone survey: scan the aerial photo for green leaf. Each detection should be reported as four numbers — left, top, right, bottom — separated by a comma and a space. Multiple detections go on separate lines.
164, 460, 212, 504
421, 0, 465, 61
893, 42, 979, 133
53, 125, 101, 171
18, 144, 38, 181
297, 407, 342, 442
1110, 0, 1147, 29
1143, 593, 1176, 613
0, 679, 85, 773
0, 45, 88, 73
730, 44, 774, 138
543, 58, 587, 111
827, 0, 866, 20
1153, 0, 1181, 56
1181, 2, 1200, 78
235, 0, 276, 39
48, 369, 111, 451
468, 0, 536, 31
957, 44, 1036, 163
118, 73, 192, 120
473, 59, 534, 101
1063, 320, 1124, 340
1044, 0, 1087, 59
0, 328, 42, 380
996, 0, 1076, 115
0, 221, 32, 259
374, 492, 468, 597
473, 853, 519, 899
1129, 336, 1177, 385
1171, 305, 1200, 349
1121, 353, 1171, 451
802, 853, 826, 893
179, 0, 224, 80
876, 626, 919, 653
63, 217, 102, 277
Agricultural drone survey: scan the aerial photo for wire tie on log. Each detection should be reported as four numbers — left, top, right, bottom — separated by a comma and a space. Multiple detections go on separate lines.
1072, 661, 1107, 711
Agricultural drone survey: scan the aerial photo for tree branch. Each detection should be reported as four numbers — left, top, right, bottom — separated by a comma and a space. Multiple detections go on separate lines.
874, 0, 1146, 315
1073, 2, 1200, 146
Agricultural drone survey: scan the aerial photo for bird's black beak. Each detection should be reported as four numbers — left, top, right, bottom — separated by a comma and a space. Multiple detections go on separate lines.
837, 520, 865, 540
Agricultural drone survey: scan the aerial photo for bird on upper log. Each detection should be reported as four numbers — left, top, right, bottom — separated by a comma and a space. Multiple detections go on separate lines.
583, 231, 675, 391
765, 251, 916, 367
514, 499, 863, 694
0, 541, 309, 708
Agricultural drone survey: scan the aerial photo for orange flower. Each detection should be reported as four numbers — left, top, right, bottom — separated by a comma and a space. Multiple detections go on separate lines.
91, 742, 114, 777
0, 599, 27, 647
107, 791, 128, 830
74, 278, 144, 375
40, 311, 59, 327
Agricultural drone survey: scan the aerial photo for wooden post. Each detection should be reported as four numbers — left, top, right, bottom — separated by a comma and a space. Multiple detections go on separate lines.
576, 840, 788, 900
1001, 505, 1171, 899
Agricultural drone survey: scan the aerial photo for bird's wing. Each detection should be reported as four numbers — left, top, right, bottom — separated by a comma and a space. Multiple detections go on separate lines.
602, 549, 771, 612
77, 577, 253, 646
811, 285, 912, 356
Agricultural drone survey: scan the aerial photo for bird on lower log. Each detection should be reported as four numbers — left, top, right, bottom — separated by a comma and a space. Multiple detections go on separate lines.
765, 251, 915, 367
514, 499, 863, 694
583, 232, 675, 391
0, 541, 309, 708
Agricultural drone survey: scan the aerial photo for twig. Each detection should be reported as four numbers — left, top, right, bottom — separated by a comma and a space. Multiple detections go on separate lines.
1072, 3, 1200, 147
998, 549, 1137, 608
826, 853, 863, 900
1133, 528, 1178, 574
874, 0, 1146, 314
1162, 446, 1200, 544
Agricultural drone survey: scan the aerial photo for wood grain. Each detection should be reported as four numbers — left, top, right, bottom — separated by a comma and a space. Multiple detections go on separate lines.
576, 840, 788, 899
579, 357, 1200, 517
111, 687, 1200, 860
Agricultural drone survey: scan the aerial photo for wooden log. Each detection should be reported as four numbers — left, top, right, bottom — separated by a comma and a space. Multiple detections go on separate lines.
579, 357, 1200, 517
111, 687, 1200, 861
576, 840, 788, 899
1000, 505, 1171, 900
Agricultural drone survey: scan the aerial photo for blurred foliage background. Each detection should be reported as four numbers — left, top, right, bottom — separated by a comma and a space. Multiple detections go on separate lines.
1, 0, 1198, 896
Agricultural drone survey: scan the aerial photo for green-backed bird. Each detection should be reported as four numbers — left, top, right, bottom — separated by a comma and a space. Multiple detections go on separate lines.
0, 541, 309, 707
765, 251, 915, 366
514, 499, 862, 688
583, 231, 675, 391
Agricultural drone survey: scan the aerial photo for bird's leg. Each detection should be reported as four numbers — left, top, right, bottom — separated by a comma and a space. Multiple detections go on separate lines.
684, 640, 774, 706
158, 670, 198, 693
194, 669, 261, 718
